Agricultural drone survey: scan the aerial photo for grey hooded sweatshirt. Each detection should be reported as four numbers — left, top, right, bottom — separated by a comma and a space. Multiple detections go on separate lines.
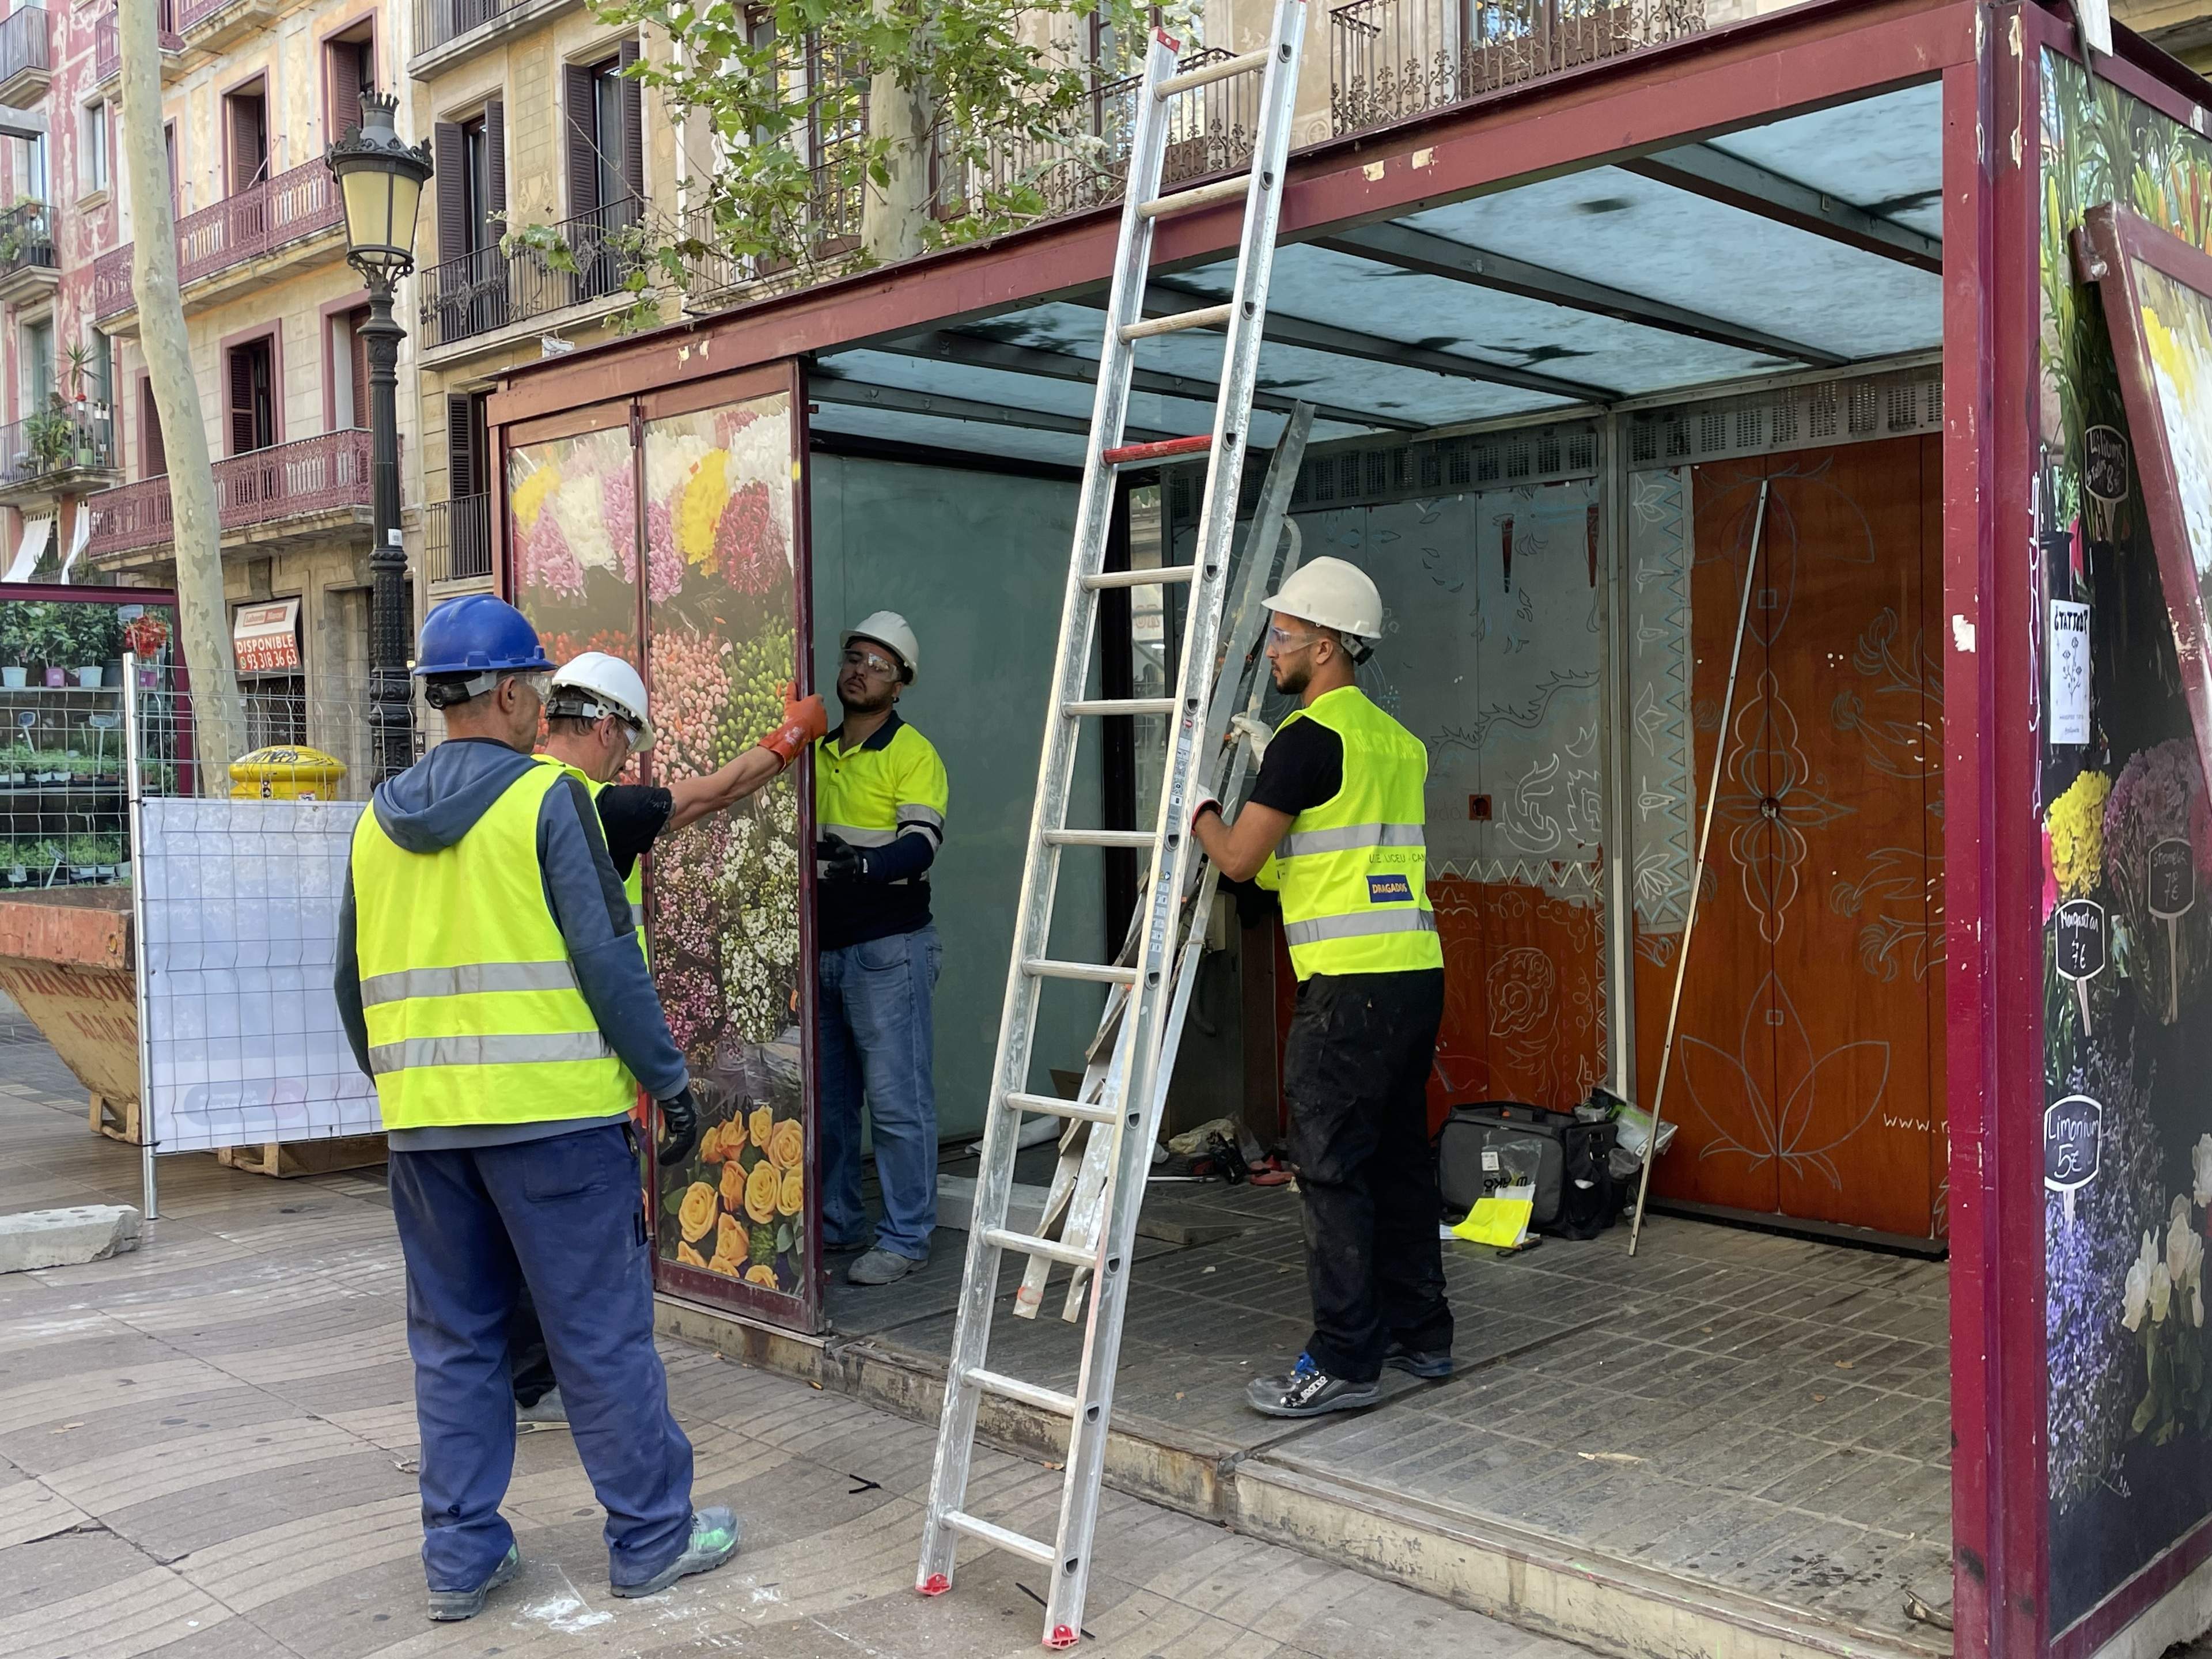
332, 737, 690, 1150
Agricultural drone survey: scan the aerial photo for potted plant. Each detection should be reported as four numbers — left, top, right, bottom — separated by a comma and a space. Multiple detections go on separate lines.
65, 604, 116, 688
0, 608, 25, 690
29, 838, 59, 885
65, 835, 98, 882
13, 603, 68, 687
63, 342, 93, 406
25, 397, 74, 476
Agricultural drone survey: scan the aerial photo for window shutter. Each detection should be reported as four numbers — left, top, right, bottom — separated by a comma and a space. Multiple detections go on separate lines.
618, 40, 643, 204
228, 346, 256, 456
446, 393, 476, 498
484, 97, 506, 227
433, 122, 466, 266
328, 41, 363, 142
227, 93, 266, 194
349, 310, 370, 430
564, 62, 597, 218
141, 381, 165, 478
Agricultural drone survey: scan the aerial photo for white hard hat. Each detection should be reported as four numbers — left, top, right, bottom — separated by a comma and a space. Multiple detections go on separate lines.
547, 650, 655, 749
844, 611, 919, 682
1264, 556, 1384, 642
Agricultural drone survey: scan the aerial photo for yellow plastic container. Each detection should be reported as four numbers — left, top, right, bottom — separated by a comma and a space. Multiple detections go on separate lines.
228, 746, 347, 801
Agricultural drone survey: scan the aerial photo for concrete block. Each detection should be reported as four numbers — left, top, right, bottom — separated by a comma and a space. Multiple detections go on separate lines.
0, 1205, 142, 1273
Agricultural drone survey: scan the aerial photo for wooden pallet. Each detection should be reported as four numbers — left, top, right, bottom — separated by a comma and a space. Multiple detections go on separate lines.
88, 1091, 141, 1145
215, 1135, 387, 1179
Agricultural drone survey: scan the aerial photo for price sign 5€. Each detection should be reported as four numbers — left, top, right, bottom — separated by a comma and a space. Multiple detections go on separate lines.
2045, 1094, 2103, 1224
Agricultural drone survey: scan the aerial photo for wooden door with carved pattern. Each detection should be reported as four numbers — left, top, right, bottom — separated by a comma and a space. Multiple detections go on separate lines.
1634, 437, 1945, 1242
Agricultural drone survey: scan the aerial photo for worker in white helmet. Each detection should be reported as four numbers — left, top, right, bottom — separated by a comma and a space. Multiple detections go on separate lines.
503, 648, 826, 1424
1190, 556, 1450, 1419
815, 611, 949, 1286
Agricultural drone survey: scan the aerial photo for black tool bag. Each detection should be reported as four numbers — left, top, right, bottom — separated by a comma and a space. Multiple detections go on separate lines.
1435, 1102, 1621, 1240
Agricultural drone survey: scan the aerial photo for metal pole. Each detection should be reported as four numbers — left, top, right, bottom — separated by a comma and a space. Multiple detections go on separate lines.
124, 650, 156, 1224
361, 271, 413, 782
1626, 478, 1769, 1256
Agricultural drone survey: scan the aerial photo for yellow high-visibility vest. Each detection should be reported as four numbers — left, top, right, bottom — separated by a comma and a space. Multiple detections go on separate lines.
814, 717, 948, 871
1255, 685, 1441, 981
533, 755, 647, 963
350, 761, 636, 1130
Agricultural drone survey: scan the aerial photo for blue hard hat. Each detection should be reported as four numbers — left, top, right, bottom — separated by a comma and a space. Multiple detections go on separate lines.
412, 594, 552, 678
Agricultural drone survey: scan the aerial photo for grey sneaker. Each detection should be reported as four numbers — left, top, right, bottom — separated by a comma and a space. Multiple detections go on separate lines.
427, 1543, 521, 1622
516, 1387, 568, 1429
1245, 1354, 1381, 1418
847, 1247, 923, 1286
610, 1507, 741, 1599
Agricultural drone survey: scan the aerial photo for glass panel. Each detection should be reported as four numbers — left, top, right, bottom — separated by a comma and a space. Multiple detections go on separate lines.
641, 390, 809, 1310
2130, 256, 2212, 597
506, 420, 640, 678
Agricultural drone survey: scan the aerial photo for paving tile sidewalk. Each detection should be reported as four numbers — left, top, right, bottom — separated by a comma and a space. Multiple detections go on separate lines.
0, 1031, 1588, 1659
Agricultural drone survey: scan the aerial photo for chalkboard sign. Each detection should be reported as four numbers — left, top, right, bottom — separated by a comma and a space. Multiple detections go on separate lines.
2045, 1093, 2103, 1222
2056, 899, 2107, 982
2085, 426, 2130, 506
2152, 838, 2195, 920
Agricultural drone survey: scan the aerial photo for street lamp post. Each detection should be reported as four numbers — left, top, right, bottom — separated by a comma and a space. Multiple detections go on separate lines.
325, 90, 432, 782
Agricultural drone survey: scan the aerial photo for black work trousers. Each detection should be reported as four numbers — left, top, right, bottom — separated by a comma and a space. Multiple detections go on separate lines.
1283, 967, 1452, 1382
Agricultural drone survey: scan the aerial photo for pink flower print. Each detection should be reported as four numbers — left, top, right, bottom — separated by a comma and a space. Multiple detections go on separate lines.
714, 482, 784, 595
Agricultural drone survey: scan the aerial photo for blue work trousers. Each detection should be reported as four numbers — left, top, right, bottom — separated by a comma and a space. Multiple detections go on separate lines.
387, 1122, 695, 1592
818, 923, 941, 1259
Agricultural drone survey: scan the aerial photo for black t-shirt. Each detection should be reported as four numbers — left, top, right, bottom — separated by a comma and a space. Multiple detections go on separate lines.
1247, 717, 1343, 818
594, 783, 674, 879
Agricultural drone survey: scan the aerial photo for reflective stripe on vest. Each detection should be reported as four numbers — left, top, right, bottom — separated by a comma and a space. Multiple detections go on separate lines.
1256, 685, 1444, 981
351, 760, 636, 1131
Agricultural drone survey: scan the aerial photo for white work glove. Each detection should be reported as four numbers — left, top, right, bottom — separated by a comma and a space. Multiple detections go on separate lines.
1229, 713, 1273, 762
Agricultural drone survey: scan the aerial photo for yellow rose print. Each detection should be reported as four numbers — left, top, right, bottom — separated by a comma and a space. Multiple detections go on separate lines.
677, 454, 731, 567
678, 1181, 718, 1243
744, 1160, 780, 1225
677, 1241, 708, 1269
745, 1264, 778, 1288
767, 1118, 804, 1172
718, 1158, 747, 1210
716, 1213, 748, 1264
697, 1123, 725, 1165
707, 1251, 742, 1279
510, 462, 560, 532
749, 1105, 775, 1149
778, 1166, 802, 1217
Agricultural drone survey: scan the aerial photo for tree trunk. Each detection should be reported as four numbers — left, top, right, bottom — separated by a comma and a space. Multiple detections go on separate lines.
119, 0, 244, 785
860, 0, 935, 265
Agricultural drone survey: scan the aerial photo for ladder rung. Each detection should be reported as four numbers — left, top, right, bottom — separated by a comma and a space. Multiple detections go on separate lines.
1120, 304, 1233, 343
1082, 564, 1197, 590
1158, 45, 1268, 97
1063, 697, 1176, 717
985, 1226, 1099, 1270
1024, 957, 1141, 985
1139, 176, 1252, 219
965, 1366, 1080, 1418
1103, 434, 1213, 465
1004, 1089, 1120, 1124
1044, 828, 1157, 849
942, 1509, 1057, 1567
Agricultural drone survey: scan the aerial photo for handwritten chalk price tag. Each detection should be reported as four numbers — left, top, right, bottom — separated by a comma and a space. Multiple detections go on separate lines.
2151, 839, 2196, 1022
2044, 1093, 2103, 1224
2055, 898, 2106, 1027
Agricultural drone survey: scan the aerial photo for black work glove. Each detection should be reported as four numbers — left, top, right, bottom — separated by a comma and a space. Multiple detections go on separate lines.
817, 834, 866, 884
656, 1086, 700, 1168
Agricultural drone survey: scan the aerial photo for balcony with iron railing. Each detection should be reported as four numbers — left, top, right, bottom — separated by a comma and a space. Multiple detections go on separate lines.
416, 196, 646, 354
0, 201, 57, 305
424, 494, 492, 585
93, 3, 181, 86
87, 429, 373, 562
92, 159, 344, 327
0, 8, 51, 107
1328, 0, 1707, 134
684, 164, 863, 306
411, 0, 582, 75
0, 409, 119, 505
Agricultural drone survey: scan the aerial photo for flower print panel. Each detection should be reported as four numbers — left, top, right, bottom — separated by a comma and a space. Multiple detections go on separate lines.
507, 419, 641, 673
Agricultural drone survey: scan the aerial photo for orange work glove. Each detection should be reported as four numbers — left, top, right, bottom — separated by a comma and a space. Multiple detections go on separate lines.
759, 683, 829, 768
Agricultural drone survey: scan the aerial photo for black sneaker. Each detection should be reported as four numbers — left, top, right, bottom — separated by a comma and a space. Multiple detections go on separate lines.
1245, 1353, 1381, 1418
426, 1544, 521, 1622
1384, 1342, 1453, 1379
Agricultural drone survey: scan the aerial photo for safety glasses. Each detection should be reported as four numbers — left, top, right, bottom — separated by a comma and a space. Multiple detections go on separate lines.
1266, 625, 1323, 654
842, 647, 901, 679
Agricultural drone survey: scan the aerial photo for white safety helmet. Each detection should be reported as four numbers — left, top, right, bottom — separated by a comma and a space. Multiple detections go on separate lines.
1264, 556, 1384, 645
843, 611, 920, 683
546, 650, 655, 750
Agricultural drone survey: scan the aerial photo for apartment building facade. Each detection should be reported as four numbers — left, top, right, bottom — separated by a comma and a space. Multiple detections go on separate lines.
406, 0, 680, 624
81, 0, 422, 770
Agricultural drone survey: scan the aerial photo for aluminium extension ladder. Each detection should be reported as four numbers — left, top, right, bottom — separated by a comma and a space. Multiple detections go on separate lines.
915, 3, 1309, 1648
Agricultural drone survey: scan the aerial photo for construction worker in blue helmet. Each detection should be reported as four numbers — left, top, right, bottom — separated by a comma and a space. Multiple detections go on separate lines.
331, 593, 740, 1621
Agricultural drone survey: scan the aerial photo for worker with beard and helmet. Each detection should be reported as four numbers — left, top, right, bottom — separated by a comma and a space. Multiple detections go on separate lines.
813, 612, 948, 1287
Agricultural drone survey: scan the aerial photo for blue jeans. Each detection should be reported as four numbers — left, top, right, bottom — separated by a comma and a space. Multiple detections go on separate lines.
819, 923, 941, 1260
387, 1123, 696, 1592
